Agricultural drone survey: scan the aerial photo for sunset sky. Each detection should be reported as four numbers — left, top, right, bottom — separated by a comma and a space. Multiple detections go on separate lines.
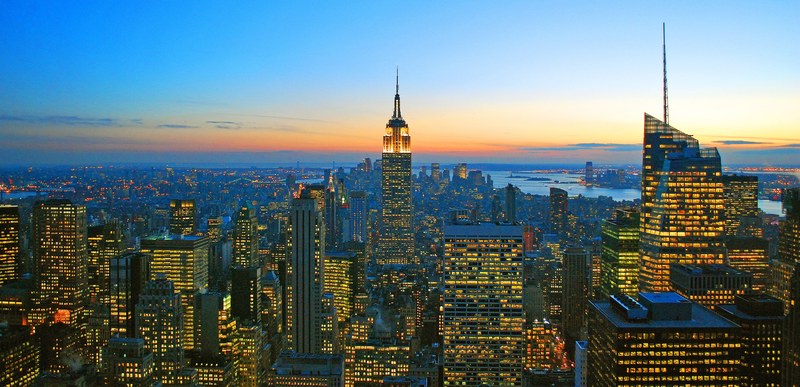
1, 1, 798, 166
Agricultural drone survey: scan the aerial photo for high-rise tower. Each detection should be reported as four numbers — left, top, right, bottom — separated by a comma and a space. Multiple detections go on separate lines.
234, 202, 259, 268
32, 199, 89, 330
639, 26, 725, 292
379, 71, 414, 265
0, 205, 20, 287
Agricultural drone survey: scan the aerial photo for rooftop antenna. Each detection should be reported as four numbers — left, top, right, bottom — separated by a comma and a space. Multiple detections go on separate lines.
663, 22, 669, 125
392, 66, 402, 119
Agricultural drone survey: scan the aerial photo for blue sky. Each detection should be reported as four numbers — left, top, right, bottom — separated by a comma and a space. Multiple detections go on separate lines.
1, 1, 798, 166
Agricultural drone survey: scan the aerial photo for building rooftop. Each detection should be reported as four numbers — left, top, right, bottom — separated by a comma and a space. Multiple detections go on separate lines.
670, 263, 748, 277
142, 233, 206, 241
592, 292, 738, 329
443, 223, 523, 237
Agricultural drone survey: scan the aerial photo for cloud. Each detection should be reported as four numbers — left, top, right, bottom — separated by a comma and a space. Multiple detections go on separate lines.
206, 120, 243, 130
713, 140, 771, 145
0, 114, 122, 127
157, 124, 197, 129
249, 114, 337, 124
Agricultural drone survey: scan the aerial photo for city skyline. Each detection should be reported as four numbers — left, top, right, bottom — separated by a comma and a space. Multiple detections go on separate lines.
1, 2, 799, 166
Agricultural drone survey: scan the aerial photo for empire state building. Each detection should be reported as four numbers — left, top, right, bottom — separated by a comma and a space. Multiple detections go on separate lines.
379, 74, 414, 265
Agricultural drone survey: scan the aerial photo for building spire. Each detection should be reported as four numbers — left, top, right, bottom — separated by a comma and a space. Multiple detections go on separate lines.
393, 67, 402, 119
663, 22, 669, 125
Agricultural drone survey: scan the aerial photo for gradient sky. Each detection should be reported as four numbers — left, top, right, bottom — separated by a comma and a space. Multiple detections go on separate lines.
1, 1, 798, 166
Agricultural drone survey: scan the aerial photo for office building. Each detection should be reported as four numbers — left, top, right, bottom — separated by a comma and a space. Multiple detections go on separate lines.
110, 251, 150, 337
379, 75, 414, 266
640, 115, 725, 291
431, 163, 441, 183
784, 264, 800, 385
169, 199, 196, 235
194, 291, 236, 357
587, 292, 741, 386
102, 336, 155, 386
562, 246, 589, 356
599, 208, 639, 297
323, 251, 357, 323
141, 234, 209, 350
135, 275, 185, 385
0, 205, 20, 287
454, 163, 467, 181
443, 223, 524, 386
722, 174, 761, 237
273, 352, 344, 387
574, 340, 588, 387
779, 187, 800, 264
287, 192, 325, 354
234, 202, 259, 268
525, 319, 553, 370
32, 199, 88, 330
344, 339, 411, 387
319, 293, 340, 354
716, 294, 783, 387
348, 191, 367, 243
88, 220, 124, 305
725, 236, 770, 292
669, 264, 752, 308
261, 270, 283, 339
232, 266, 262, 326
549, 187, 568, 237
0, 325, 39, 387
189, 354, 235, 386
236, 323, 267, 387
506, 183, 517, 223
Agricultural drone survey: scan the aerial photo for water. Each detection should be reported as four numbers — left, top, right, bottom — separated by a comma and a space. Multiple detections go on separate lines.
487, 171, 784, 216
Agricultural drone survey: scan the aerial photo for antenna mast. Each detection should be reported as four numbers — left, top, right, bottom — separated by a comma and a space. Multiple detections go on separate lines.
663, 23, 669, 125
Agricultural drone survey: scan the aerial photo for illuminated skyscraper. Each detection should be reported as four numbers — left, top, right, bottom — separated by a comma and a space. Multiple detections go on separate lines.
725, 236, 770, 292
88, 220, 124, 305
784, 264, 800, 385
0, 205, 20, 288
323, 251, 356, 324
110, 251, 150, 338
273, 352, 344, 387
287, 192, 325, 354
234, 202, 259, 268
779, 188, 800, 264
549, 187, 568, 237
588, 293, 741, 386
169, 199, 196, 235
722, 174, 761, 237
141, 234, 209, 350
454, 163, 468, 181
716, 294, 783, 387
136, 275, 185, 385
379, 74, 414, 266
599, 208, 640, 297
640, 115, 725, 291
431, 163, 441, 183
194, 291, 236, 358
443, 223, 524, 386
32, 199, 88, 330
0, 325, 39, 386
669, 264, 752, 308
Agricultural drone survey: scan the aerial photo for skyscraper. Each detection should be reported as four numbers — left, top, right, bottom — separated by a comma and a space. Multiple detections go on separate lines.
588, 292, 741, 386
348, 191, 367, 243
379, 73, 414, 266
599, 208, 640, 297
549, 187, 568, 237
136, 275, 185, 385
102, 337, 155, 386
287, 191, 325, 354
88, 220, 124, 305
716, 294, 783, 387
443, 223, 524, 386
639, 115, 725, 291
722, 174, 761, 237
141, 234, 209, 350
169, 199, 196, 235
231, 266, 261, 326
32, 199, 89, 330
505, 183, 517, 223
784, 264, 800, 385
234, 202, 259, 268
0, 205, 20, 287
110, 251, 151, 338
561, 246, 589, 357
323, 251, 357, 323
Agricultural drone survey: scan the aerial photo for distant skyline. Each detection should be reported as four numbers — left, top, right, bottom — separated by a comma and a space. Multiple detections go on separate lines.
1, 1, 798, 166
